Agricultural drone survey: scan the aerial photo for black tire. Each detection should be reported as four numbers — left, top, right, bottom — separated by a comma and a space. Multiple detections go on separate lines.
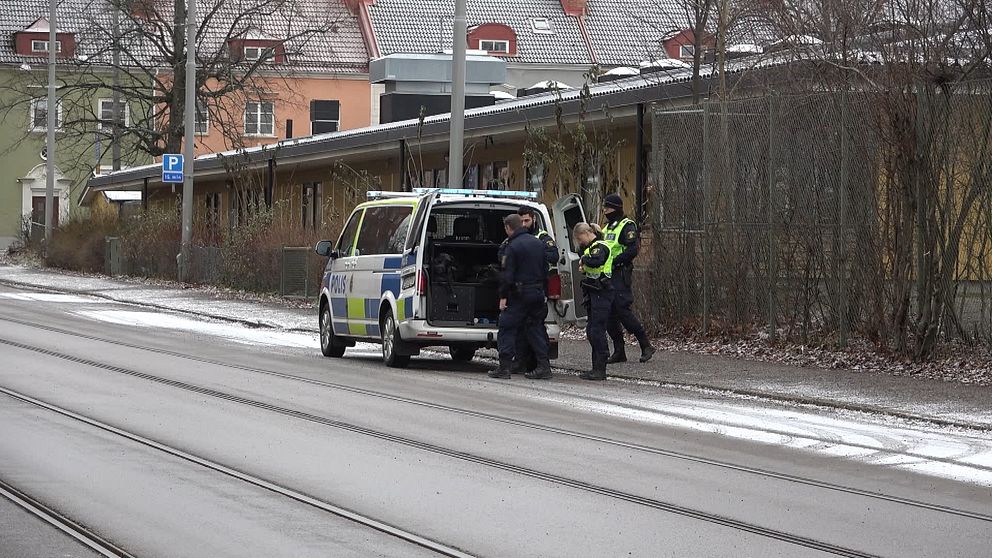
319, 303, 346, 358
381, 311, 411, 368
449, 346, 477, 362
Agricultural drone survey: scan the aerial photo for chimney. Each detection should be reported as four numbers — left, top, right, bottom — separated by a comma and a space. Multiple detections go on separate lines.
559, 0, 587, 17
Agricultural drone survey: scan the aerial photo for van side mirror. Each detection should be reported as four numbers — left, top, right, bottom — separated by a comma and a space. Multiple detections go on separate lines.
314, 240, 337, 258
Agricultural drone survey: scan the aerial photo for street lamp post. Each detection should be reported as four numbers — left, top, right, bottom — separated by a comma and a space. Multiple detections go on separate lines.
179, 0, 196, 282
44, 0, 56, 247
446, 0, 466, 188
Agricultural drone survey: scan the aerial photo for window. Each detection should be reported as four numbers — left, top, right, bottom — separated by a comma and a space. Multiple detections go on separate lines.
310, 100, 340, 135
244, 101, 274, 136
482, 161, 509, 190
302, 182, 321, 228
230, 189, 262, 227
98, 99, 129, 130
464, 165, 479, 189
531, 18, 552, 34
243, 46, 273, 62
195, 100, 209, 134
479, 39, 509, 53
205, 192, 221, 240
31, 40, 61, 53
336, 210, 363, 256
680, 45, 695, 59
354, 205, 413, 256
30, 97, 62, 131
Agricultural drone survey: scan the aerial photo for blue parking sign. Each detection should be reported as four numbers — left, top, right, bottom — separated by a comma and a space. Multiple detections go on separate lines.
162, 154, 184, 183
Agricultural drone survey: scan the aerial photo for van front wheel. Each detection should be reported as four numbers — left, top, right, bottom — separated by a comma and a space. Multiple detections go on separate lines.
381, 311, 411, 368
320, 304, 346, 358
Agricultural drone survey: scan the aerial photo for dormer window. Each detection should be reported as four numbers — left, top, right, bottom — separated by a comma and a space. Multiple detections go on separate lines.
31, 40, 61, 53
479, 39, 509, 54
15, 19, 75, 57
531, 18, 552, 34
244, 46, 273, 62
466, 23, 517, 57
229, 39, 285, 64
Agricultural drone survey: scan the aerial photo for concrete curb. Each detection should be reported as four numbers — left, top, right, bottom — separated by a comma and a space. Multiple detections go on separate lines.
3, 273, 989, 432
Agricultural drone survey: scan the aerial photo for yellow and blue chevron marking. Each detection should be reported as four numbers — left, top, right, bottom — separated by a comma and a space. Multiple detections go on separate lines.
328, 271, 412, 339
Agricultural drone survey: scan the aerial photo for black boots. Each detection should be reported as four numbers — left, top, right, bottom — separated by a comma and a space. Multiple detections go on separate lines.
580, 356, 607, 381
488, 359, 512, 379
525, 360, 552, 380
639, 345, 656, 363
607, 348, 627, 364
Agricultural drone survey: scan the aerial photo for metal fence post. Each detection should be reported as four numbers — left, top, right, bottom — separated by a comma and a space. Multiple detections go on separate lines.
701, 101, 712, 333
838, 93, 850, 346
767, 95, 778, 340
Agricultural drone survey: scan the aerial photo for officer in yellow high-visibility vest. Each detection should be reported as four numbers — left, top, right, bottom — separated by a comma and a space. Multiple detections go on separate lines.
574, 223, 614, 380
601, 194, 655, 364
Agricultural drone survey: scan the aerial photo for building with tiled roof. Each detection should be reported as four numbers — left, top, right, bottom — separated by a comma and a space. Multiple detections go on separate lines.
350, 0, 775, 109
0, 0, 373, 249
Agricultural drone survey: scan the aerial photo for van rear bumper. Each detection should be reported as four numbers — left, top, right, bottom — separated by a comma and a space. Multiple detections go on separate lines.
398, 319, 561, 356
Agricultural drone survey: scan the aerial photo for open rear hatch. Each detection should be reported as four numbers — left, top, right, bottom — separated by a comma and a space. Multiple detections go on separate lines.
551, 193, 587, 325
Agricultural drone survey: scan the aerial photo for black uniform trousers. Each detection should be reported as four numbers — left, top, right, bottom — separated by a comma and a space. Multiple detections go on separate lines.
498, 287, 549, 363
607, 266, 649, 348
585, 286, 615, 368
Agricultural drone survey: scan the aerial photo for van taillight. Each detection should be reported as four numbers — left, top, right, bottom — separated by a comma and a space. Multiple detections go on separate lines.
416, 269, 427, 295
547, 274, 561, 300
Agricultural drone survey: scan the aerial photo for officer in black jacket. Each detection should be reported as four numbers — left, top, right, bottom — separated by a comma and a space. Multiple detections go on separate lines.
490, 213, 552, 379
602, 194, 655, 364
509, 206, 558, 374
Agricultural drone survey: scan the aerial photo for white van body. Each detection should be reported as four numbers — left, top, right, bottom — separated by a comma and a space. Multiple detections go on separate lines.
315, 188, 587, 368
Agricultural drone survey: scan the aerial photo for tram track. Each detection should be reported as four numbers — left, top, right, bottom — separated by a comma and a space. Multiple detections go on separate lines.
0, 386, 474, 558
1, 315, 990, 525
0, 477, 135, 558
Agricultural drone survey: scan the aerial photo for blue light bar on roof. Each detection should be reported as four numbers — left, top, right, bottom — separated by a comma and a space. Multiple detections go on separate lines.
412, 188, 538, 199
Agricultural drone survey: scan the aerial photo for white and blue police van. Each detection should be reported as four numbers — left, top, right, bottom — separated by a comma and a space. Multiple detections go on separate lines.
314, 188, 588, 368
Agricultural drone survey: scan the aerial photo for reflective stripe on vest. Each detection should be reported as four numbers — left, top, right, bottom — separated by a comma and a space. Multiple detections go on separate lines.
582, 240, 614, 279
603, 218, 634, 260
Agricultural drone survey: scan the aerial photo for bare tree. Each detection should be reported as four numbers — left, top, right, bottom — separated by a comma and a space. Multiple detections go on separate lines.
0, 0, 347, 167
762, 0, 992, 357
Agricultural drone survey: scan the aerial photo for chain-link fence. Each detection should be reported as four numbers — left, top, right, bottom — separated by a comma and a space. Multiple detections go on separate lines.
648, 81, 992, 353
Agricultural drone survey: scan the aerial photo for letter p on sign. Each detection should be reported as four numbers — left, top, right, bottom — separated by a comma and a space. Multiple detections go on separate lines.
162, 154, 184, 183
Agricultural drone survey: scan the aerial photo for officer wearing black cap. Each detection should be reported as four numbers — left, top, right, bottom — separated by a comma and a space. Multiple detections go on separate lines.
601, 193, 656, 364
490, 213, 552, 379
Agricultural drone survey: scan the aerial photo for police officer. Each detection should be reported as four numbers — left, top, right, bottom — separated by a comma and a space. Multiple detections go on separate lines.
601, 193, 656, 364
490, 213, 552, 380
510, 206, 559, 374
573, 223, 613, 380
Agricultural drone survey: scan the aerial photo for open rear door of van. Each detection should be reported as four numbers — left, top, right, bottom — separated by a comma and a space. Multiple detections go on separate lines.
551, 193, 588, 325
400, 190, 440, 316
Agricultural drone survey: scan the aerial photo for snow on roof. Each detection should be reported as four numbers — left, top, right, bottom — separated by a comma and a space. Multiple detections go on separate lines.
526, 80, 572, 90
639, 58, 691, 70
727, 44, 763, 54
603, 66, 639, 76
103, 190, 142, 202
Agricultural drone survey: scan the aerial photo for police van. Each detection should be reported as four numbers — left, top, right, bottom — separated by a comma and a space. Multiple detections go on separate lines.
314, 188, 588, 368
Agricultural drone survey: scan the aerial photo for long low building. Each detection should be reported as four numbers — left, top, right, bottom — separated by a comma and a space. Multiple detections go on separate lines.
83, 60, 765, 229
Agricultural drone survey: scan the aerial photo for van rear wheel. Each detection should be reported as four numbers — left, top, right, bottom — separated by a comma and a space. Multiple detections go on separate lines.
320, 304, 346, 358
381, 311, 411, 368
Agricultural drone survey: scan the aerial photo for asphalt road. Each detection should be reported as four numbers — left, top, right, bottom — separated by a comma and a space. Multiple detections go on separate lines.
0, 284, 989, 557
